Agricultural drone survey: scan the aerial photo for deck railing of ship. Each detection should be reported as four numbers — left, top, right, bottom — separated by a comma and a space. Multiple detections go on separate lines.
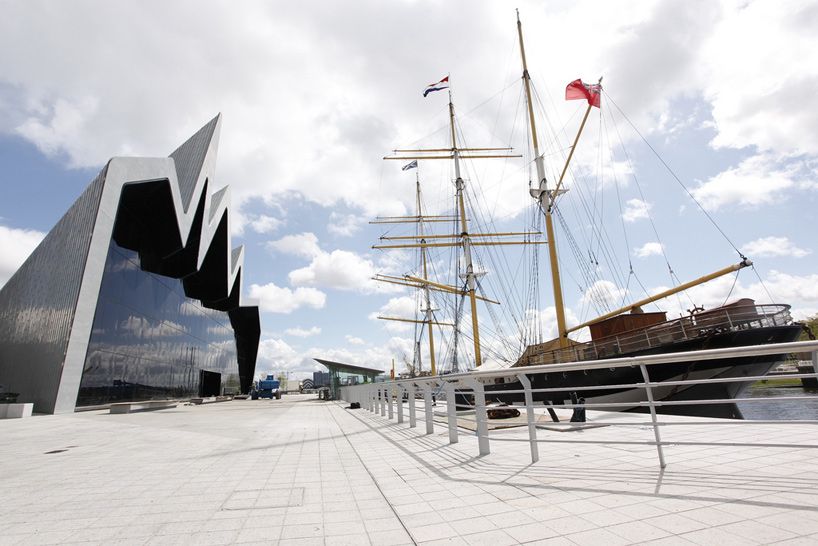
521, 304, 793, 366
339, 339, 818, 469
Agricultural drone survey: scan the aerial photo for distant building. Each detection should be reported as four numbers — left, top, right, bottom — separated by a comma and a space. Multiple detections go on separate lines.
313, 359, 383, 399
0, 116, 260, 413
313, 371, 330, 388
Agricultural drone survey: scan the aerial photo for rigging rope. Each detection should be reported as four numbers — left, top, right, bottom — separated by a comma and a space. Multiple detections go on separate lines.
604, 91, 745, 259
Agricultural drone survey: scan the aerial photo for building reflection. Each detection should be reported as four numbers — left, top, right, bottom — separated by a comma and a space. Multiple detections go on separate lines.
76, 240, 240, 406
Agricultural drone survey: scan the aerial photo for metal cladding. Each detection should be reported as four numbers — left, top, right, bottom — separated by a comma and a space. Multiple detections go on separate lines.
0, 115, 260, 413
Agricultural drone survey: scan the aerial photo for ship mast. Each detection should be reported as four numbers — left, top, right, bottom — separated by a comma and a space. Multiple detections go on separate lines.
447, 93, 485, 367
416, 172, 437, 375
517, 11, 571, 348
377, 84, 541, 371
516, 11, 751, 346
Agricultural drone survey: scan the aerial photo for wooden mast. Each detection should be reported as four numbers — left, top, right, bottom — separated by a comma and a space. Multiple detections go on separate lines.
448, 91, 484, 368
517, 11, 570, 348
378, 84, 532, 371
567, 258, 752, 334
516, 10, 750, 347
415, 172, 438, 375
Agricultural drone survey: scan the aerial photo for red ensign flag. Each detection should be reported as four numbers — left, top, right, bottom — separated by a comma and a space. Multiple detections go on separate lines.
565, 79, 602, 108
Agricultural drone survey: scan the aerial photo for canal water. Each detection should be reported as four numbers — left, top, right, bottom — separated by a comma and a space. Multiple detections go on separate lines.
738, 384, 818, 420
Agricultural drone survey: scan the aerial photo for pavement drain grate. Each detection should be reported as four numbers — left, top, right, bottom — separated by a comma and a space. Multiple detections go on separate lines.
222, 487, 304, 511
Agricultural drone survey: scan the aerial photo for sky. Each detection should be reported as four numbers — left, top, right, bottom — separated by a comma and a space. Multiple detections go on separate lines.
1, 0, 817, 381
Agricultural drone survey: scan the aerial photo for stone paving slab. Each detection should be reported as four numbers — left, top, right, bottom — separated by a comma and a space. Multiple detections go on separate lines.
1, 395, 817, 545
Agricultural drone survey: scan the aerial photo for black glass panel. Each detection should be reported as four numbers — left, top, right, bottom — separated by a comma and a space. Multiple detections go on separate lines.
76, 239, 240, 406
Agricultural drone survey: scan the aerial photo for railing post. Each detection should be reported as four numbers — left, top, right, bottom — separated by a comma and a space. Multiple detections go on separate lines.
387, 384, 394, 420
812, 350, 818, 376
407, 383, 417, 428
421, 383, 434, 434
465, 378, 490, 456
639, 365, 667, 469
380, 386, 386, 417
445, 381, 458, 444
396, 385, 404, 424
518, 374, 539, 463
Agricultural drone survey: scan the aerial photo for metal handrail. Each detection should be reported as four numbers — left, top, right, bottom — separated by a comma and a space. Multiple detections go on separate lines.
519, 304, 792, 366
340, 340, 818, 468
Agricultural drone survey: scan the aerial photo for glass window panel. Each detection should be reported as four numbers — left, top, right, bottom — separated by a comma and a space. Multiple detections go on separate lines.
76, 240, 240, 407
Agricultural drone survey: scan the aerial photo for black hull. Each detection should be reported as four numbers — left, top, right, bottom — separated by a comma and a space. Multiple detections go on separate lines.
481, 325, 803, 419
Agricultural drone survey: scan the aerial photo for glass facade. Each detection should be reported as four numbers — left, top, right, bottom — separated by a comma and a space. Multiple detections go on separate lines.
328, 370, 375, 400
76, 239, 240, 406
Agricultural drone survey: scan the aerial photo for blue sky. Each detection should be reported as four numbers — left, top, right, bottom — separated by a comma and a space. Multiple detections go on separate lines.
1, 0, 817, 380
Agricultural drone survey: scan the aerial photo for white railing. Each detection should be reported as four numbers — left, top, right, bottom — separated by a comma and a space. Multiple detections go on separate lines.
339, 340, 818, 468
520, 303, 792, 366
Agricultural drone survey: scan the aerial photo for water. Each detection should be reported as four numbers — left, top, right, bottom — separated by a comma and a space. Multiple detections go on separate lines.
738, 384, 818, 420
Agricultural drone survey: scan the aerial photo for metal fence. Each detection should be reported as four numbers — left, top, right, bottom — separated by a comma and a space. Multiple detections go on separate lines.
339, 340, 818, 468
519, 303, 792, 366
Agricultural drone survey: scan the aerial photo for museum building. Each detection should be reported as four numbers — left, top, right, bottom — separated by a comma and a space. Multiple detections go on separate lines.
0, 115, 260, 413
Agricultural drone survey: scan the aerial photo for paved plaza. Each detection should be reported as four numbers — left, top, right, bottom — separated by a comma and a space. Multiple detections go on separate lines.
1, 394, 817, 545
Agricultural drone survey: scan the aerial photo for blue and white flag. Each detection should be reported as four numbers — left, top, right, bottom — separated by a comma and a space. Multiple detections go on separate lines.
401, 160, 418, 171
423, 76, 449, 97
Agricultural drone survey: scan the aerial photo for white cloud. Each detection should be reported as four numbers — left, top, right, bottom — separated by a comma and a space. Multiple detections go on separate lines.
700, 1, 818, 156
1, 1, 817, 221
267, 232, 321, 259
622, 199, 651, 222
257, 338, 300, 371
580, 280, 628, 311
635, 242, 663, 258
328, 212, 365, 237
525, 306, 581, 341
250, 214, 283, 234
752, 270, 818, 308
646, 269, 818, 321
248, 282, 326, 314
254, 335, 411, 379
284, 326, 321, 338
369, 296, 417, 332
15, 97, 100, 167
741, 236, 810, 258
289, 249, 401, 294
0, 1, 528, 218
345, 335, 365, 345
691, 154, 797, 211
0, 224, 45, 287
267, 232, 405, 294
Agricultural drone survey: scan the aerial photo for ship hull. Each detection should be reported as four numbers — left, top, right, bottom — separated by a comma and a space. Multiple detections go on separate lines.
481, 324, 803, 419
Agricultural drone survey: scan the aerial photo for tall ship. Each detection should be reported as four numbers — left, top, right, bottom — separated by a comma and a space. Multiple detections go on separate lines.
373, 12, 803, 418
